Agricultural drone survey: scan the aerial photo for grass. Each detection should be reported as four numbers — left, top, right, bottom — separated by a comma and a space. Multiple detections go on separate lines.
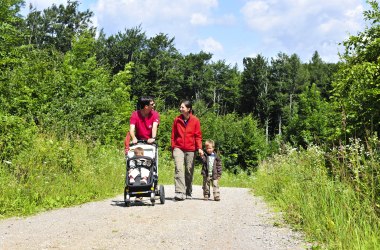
253, 146, 380, 249
0, 135, 255, 219
4, 133, 379, 249
0, 134, 125, 218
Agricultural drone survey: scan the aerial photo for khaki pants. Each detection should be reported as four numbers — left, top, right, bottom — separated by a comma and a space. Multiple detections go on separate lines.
202, 177, 220, 199
173, 148, 195, 194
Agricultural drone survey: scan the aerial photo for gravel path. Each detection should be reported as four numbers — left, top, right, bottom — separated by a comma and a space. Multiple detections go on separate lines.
0, 185, 308, 249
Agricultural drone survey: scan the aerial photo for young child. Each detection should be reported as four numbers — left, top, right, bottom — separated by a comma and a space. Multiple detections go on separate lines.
129, 147, 150, 184
201, 139, 222, 201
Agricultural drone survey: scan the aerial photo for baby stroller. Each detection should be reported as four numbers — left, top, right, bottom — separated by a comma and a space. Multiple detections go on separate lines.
124, 140, 165, 207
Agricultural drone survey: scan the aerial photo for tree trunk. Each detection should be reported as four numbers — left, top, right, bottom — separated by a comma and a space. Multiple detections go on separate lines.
265, 118, 269, 143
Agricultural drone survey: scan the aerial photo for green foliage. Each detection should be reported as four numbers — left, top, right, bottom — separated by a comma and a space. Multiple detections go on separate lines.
25, 0, 95, 52
199, 112, 270, 172
0, 46, 64, 117
332, 61, 380, 138
269, 53, 309, 136
254, 146, 380, 249
204, 60, 241, 115
0, 0, 25, 58
95, 25, 147, 74
157, 108, 270, 172
0, 134, 124, 218
132, 33, 183, 105
155, 109, 177, 151
332, 0, 380, 138
0, 112, 37, 161
326, 136, 380, 214
0, 32, 134, 143
0, 136, 257, 218
286, 83, 337, 147
241, 55, 270, 117
306, 51, 338, 99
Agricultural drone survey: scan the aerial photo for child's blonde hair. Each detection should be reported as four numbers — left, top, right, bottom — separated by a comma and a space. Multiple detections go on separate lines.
134, 147, 144, 156
205, 139, 215, 148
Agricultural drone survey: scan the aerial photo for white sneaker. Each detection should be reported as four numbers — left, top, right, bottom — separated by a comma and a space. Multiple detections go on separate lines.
174, 193, 185, 201
129, 177, 135, 184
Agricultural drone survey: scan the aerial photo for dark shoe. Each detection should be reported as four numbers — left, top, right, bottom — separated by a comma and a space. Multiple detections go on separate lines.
204, 195, 209, 201
214, 196, 220, 201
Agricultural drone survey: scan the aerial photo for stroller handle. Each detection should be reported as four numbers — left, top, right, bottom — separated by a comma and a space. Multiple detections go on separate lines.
130, 139, 157, 146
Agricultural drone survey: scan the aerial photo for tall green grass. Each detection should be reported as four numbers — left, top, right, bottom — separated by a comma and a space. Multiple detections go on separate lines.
0, 134, 125, 218
0, 135, 255, 219
253, 146, 380, 249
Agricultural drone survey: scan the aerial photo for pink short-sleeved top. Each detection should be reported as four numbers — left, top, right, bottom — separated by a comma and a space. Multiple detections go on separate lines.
130, 110, 160, 140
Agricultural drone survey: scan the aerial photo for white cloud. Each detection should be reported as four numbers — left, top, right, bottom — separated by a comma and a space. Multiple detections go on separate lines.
191, 13, 209, 25
197, 37, 223, 53
21, 0, 368, 66
240, 0, 366, 62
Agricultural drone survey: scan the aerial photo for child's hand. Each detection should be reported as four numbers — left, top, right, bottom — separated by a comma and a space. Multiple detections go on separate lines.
198, 148, 204, 156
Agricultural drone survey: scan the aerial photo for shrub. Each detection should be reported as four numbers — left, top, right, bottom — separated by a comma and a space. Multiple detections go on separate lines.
0, 113, 37, 162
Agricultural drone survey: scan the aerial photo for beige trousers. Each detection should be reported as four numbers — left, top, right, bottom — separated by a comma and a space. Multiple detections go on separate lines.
202, 177, 220, 198
173, 148, 195, 194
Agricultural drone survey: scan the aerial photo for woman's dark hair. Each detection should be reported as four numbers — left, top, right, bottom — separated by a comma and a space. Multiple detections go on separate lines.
138, 96, 154, 109
181, 99, 194, 114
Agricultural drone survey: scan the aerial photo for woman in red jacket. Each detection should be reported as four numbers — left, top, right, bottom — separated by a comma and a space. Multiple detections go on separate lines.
171, 100, 204, 201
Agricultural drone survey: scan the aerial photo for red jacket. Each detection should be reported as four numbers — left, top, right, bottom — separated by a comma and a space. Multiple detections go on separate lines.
171, 114, 202, 152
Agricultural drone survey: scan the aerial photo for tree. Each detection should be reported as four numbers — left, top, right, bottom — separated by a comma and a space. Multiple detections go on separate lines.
131, 33, 183, 106
0, 0, 25, 61
96, 25, 147, 74
208, 60, 241, 114
25, 0, 94, 53
269, 52, 308, 137
307, 51, 338, 99
241, 55, 272, 142
332, 0, 380, 138
286, 83, 335, 147
179, 51, 213, 102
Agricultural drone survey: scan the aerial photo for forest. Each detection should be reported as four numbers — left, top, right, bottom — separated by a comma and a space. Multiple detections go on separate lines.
1, 0, 380, 247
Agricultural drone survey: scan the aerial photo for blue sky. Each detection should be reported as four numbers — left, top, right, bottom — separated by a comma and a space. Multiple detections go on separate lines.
22, 0, 369, 69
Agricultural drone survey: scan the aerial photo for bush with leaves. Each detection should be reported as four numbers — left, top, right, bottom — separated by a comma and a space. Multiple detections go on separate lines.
0, 112, 37, 161
199, 112, 269, 172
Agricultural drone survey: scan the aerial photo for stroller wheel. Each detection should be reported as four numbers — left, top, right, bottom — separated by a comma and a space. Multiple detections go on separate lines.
159, 185, 165, 204
124, 192, 131, 207
150, 192, 155, 206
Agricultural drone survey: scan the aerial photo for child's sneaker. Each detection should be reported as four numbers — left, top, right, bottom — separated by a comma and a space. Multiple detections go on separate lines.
129, 177, 135, 184
140, 177, 147, 184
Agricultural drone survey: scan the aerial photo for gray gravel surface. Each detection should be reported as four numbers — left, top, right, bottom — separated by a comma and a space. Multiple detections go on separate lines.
0, 185, 308, 249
